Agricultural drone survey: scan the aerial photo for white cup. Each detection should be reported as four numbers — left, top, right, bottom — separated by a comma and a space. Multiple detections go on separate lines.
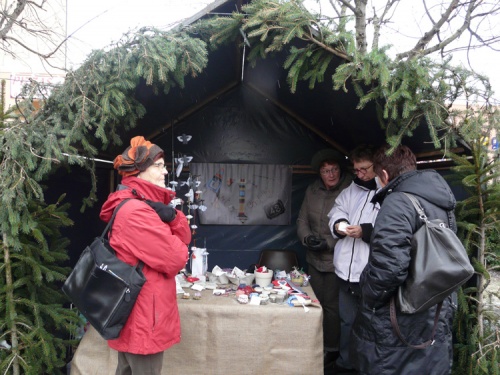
254, 269, 273, 287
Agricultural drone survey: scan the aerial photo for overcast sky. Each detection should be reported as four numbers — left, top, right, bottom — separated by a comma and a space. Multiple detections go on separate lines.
66, 0, 211, 67
66, 0, 499, 103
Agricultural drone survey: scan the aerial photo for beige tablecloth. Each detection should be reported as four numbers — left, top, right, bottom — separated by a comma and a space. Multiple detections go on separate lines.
70, 286, 323, 375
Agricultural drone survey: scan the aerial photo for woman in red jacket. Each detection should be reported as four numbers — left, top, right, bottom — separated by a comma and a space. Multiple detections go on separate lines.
100, 136, 191, 375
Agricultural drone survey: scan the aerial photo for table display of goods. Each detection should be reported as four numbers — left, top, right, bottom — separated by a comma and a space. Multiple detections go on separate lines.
175, 265, 318, 311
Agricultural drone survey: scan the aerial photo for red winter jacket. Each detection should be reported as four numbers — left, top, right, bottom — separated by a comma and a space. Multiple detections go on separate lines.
99, 176, 191, 354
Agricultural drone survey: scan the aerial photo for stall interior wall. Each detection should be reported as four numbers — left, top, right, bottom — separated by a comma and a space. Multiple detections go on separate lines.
148, 85, 330, 273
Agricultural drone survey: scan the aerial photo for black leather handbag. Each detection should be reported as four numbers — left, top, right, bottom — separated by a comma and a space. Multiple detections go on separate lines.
390, 193, 474, 349
62, 199, 146, 340
396, 193, 474, 314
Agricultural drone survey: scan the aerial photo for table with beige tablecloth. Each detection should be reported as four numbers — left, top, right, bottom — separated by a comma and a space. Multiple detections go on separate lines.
70, 286, 323, 375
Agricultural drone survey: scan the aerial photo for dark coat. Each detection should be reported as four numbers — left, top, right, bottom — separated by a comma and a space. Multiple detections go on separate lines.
350, 170, 456, 375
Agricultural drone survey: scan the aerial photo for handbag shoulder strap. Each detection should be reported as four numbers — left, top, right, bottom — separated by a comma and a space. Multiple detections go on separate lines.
101, 198, 145, 270
403, 192, 454, 230
100, 199, 132, 238
402, 192, 428, 223
390, 296, 442, 349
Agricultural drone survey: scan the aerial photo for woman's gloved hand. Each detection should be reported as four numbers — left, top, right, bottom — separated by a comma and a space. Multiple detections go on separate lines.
145, 200, 177, 222
304, 235, 327, 251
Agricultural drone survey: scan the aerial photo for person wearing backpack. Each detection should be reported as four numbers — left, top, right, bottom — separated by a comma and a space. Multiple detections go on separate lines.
350, 145, 456, 375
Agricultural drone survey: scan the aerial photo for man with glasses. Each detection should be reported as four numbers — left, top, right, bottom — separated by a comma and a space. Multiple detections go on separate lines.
297, 149, 352, 375
327, 145, 380, 374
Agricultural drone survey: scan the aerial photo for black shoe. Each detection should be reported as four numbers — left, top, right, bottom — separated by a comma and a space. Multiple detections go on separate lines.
324, 351, 339, 375
333, 363, 358, 374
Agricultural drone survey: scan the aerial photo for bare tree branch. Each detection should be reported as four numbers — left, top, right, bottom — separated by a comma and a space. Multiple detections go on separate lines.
337, 0, 356, 14
372, 0, 398, 50
2, 34, 61, 59
0, 0, 28, 36
394, 0, 493, 60
422, 0, 436, 25
328, 0, 343, 18
0, 0, 116, 70
0, 0, 66, 66
398, 0, 462, 59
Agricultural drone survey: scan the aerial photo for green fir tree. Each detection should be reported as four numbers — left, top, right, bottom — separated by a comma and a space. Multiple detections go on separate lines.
447, 100, 500, 374
0, 195, 81, 374
0, 27, 209, 374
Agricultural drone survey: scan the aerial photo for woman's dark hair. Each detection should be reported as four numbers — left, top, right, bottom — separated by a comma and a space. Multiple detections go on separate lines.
349, 144, 377, 163
373, 144, 417, 181
311, 149, 345, 172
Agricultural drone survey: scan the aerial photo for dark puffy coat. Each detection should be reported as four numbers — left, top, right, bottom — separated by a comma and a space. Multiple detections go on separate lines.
350, 170, 456, 375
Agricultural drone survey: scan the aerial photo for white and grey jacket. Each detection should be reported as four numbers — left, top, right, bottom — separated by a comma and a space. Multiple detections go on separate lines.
327, 178, 379, 282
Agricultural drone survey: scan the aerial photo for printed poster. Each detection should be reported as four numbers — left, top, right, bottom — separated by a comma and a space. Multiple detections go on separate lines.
189, 163, 292, 225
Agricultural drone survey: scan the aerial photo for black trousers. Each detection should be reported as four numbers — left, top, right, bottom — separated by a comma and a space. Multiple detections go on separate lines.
308, 265, 340, 352
337, 277, 361, 370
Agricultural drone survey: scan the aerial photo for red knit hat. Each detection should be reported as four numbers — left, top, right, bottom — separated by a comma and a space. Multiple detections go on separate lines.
113, 136, 164, 177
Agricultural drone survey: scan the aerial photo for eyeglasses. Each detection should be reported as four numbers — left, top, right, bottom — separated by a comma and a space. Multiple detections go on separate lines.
320, 167, 340, 175
353, 164, 373, 175
152, 162, 167, 170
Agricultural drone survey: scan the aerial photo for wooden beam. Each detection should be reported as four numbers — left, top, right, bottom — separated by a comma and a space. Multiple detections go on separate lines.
415, 147, 466, 159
